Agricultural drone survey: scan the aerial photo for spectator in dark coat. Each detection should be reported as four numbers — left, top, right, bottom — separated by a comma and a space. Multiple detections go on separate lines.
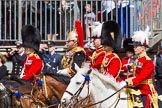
5, 41, 26, 79
0, 53, 7, 80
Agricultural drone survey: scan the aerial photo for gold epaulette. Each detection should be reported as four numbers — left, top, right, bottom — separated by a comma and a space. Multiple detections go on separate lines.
33, 53, 40, 59
71, 47, 85, 54
71, 47, 86, 68
28, 52, 40, 59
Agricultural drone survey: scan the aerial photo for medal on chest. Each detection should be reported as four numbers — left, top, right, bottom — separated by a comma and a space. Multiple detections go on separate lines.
105, 57, 109, 65
26, 60, 32, 65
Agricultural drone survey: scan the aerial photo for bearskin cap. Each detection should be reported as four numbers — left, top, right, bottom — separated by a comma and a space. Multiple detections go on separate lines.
21, 24, 41, 51
123, 38, 134, 53
101, 21, 122, 51
131, 26, 150, 47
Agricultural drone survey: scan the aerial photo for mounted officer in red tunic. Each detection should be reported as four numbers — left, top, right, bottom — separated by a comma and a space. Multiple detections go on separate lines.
123, 26, 158, 108
100, 21, 122, 82
89, 23, 105, 71
20, 24, 43, 82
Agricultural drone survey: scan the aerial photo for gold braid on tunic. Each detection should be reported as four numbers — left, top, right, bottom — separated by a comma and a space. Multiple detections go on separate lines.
100, 52, 122, 79
61, 47, 86, 69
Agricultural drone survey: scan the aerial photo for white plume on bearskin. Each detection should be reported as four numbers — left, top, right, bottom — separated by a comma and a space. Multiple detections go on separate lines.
131, 26, 151, 46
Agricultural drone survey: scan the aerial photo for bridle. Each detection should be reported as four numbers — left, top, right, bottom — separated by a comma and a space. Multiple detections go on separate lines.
63, 69, 127, 108
31, 75, 51, 106
64, 69, 92, 107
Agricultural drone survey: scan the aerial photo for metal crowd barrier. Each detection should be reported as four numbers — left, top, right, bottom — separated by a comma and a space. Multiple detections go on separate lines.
0, 0, 161, 47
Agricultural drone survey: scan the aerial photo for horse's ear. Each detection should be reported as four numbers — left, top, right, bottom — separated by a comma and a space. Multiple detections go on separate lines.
74, 63, 80, 71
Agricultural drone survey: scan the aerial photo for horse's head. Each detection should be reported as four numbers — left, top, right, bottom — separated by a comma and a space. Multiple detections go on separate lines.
61, 64, 91, 107
32, 75, 46, 105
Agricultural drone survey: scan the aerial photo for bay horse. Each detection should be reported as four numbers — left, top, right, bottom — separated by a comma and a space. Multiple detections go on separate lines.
0, 79, 38, 108
61, 64, 128, 108
31, 73, 70, 107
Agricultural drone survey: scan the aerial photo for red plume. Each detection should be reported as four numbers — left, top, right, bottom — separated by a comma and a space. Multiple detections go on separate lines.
75, 20, 84, 48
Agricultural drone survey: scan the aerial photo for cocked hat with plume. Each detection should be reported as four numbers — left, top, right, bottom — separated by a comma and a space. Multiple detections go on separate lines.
131, 26, 150, 47
67, 20, 84, 48
101, 21, 122, 51
21, 24, 41, 51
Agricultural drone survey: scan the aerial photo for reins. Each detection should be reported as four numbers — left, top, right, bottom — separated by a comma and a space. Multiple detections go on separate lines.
82, 86, 124, 108
66, 69, 127, 108
31, 75, 51, 106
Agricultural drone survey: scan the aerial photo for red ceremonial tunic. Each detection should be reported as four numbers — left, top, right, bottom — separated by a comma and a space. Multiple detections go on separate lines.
101, 52, 122, 82
90, 47, 105, 70
22, 52, 43, 81
121, 57, 134, 79
85, 49, 93, 61
127, 53, 157, 107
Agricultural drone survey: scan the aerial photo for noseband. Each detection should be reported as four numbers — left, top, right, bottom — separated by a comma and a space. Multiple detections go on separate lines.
65, 69, 92, 106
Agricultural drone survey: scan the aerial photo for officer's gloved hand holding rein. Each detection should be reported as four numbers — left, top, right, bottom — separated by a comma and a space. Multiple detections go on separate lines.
57, 68, 71, 77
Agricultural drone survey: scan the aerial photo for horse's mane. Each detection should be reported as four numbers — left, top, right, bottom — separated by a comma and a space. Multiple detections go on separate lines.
91, 69, 121, 90
2, 79, 22, 90
44, 73, 70, 85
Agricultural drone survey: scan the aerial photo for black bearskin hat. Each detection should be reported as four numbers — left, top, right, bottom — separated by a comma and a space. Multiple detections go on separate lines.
123, 38, 134, 53
101, 21, 122, 52
21, 25, 41, 51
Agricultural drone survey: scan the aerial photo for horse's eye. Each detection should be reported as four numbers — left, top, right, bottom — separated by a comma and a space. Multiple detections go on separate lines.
76, 82, 81, 85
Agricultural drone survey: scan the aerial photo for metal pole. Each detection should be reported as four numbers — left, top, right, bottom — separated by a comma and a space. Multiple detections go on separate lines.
130, 0, 134, 37
18, 0, 22, 40
151, 0, 153, 37
160, 0, 162, 28
0, 1, 1, 40
74, 0, 77, 22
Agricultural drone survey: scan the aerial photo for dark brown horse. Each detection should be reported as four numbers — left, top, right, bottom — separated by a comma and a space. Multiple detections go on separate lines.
0, 79, 38, 108
32, 73, 70, 107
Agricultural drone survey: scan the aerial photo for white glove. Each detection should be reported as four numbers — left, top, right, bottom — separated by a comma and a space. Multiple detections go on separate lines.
20, 75, 24, 79
57, 68, 71, 77
119, 81, 127, 88
0, 83, 6, 91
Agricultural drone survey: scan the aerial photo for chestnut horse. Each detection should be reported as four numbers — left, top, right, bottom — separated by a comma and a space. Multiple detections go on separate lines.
32, 73, 70, 107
